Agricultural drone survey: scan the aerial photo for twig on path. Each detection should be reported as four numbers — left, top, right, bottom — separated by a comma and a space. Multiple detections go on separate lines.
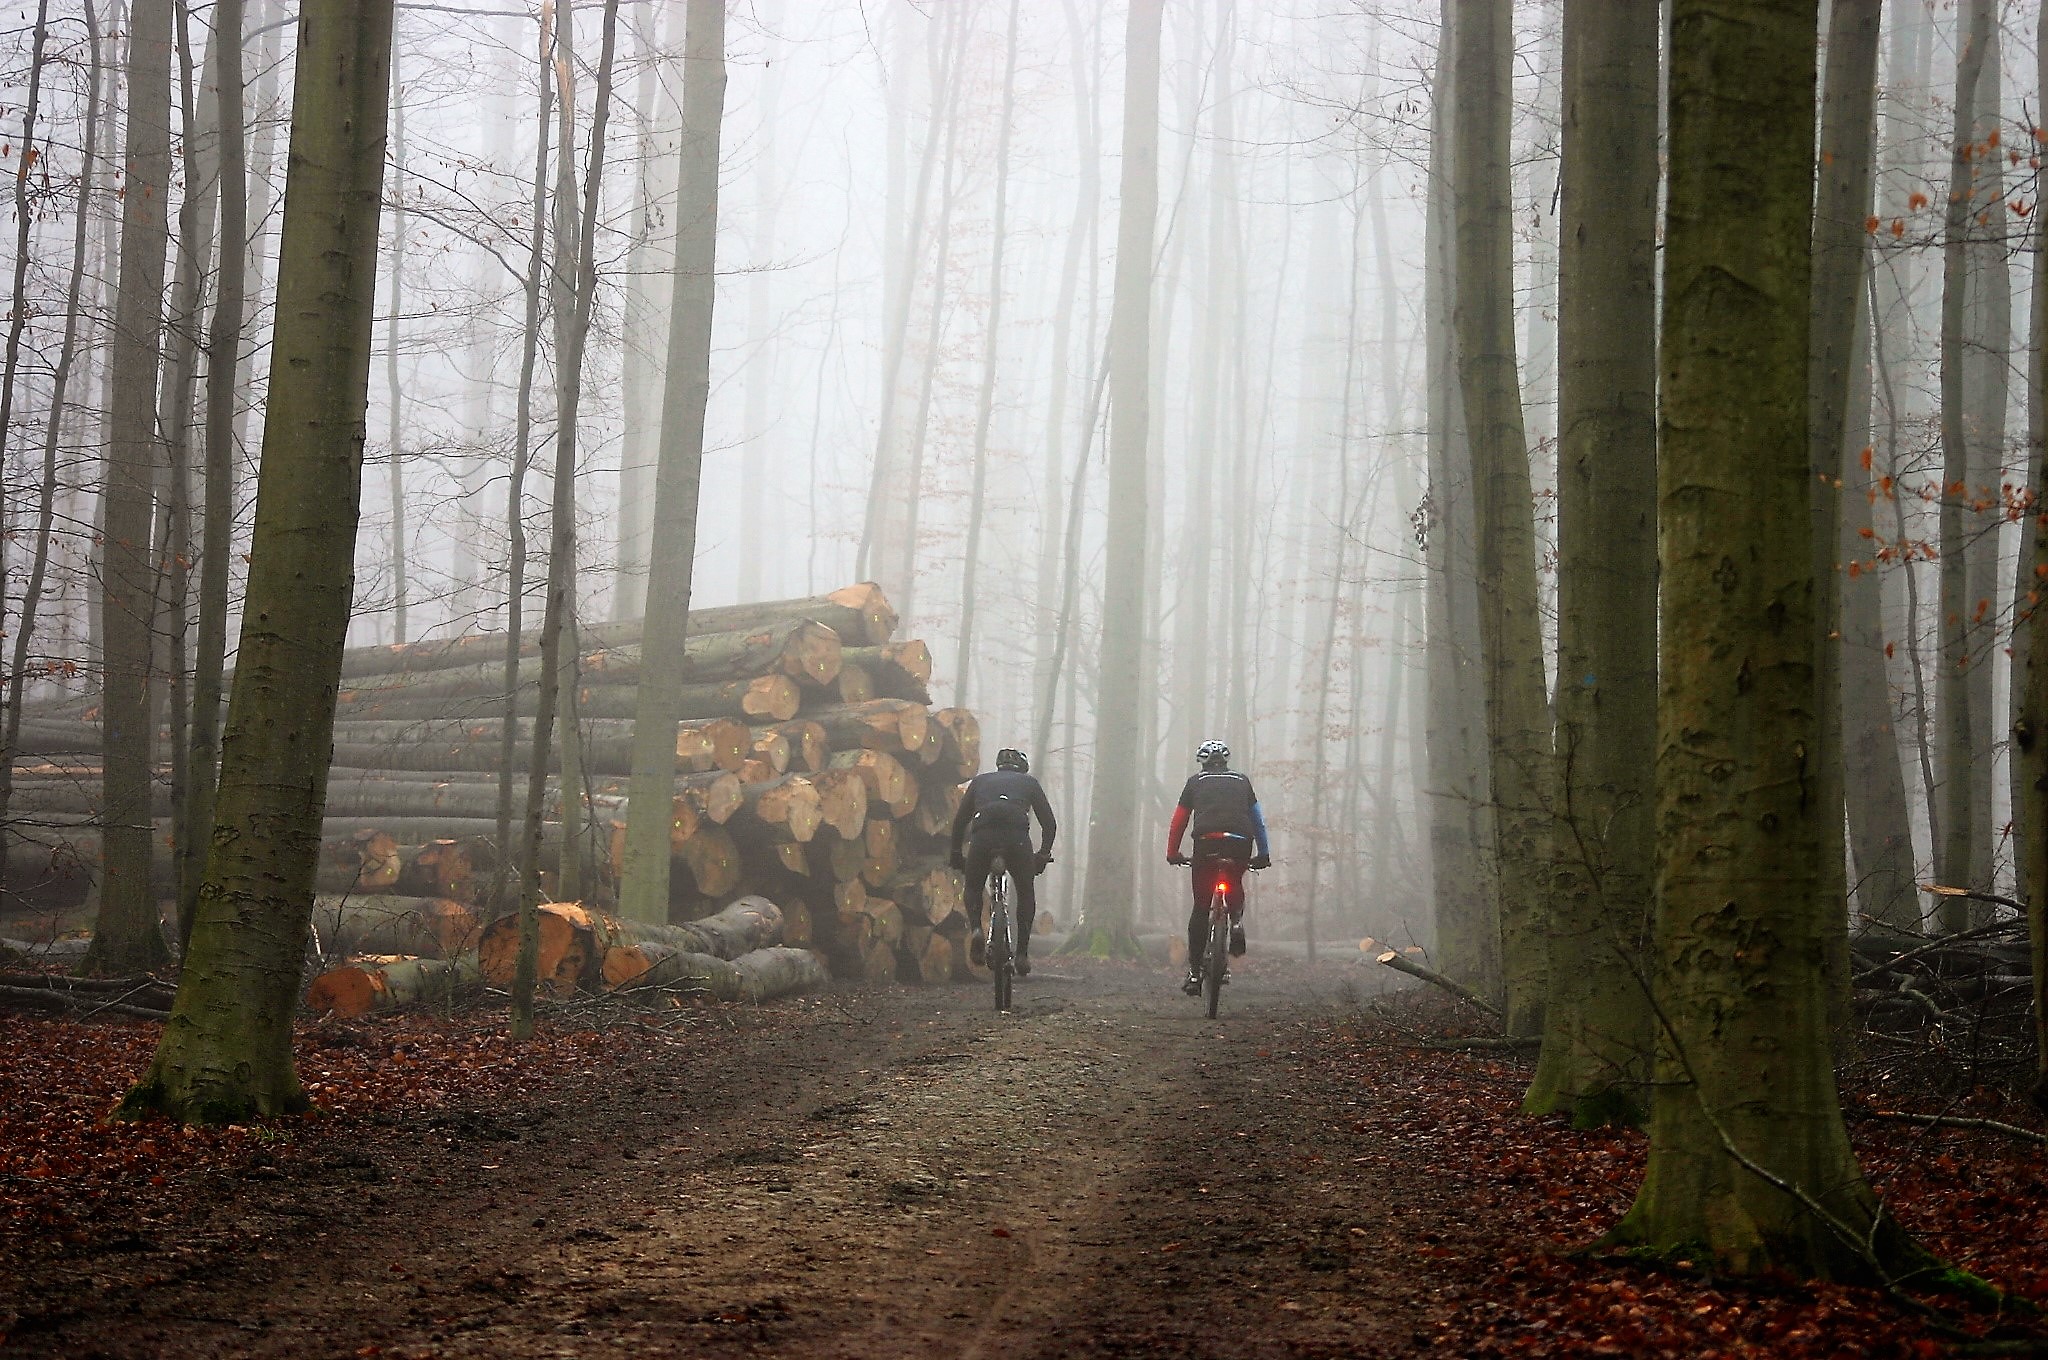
1375, 951, 1503, 1023
1850, 1109, 2048, 1147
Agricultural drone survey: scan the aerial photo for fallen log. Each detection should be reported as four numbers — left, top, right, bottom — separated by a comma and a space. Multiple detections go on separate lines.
0, 983, 170, 1022
676, 824, 743, 899
912, 778, 964, 837
756, 719, 828, 774
828, 748, 917, 819
806, 700, 932, 760
593, 897, 788, 986
822, 661, 874, 706
842, 640, 933, 705
896, 924, 954, 983
1376, 950, 1504, 1023
304, 951, 484, 1019
728, 775, 824, 846
683, 583, 897, 647
307, 894, 482, 960
809, 768, 869, 840
607, 943, 828, 1002
884, 862, 965, 927
931, 708, 980, 779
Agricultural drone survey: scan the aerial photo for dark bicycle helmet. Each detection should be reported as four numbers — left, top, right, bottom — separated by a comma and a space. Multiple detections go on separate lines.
1196, 740, 1230, 769
995, 748, 1029, 773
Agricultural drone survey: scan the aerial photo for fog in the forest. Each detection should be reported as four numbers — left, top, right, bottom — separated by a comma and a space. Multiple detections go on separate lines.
1, 0, 2040, 958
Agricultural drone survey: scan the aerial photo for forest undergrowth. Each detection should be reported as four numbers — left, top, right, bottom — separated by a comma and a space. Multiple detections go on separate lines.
3, 972, 2047, 1357
1332, 991, 2048, 1357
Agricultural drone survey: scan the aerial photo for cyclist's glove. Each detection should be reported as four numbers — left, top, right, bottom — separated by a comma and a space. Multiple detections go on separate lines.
1035, 852, 1055, 873
1168, 852, 1190, 867
1249, 854, 1272, 870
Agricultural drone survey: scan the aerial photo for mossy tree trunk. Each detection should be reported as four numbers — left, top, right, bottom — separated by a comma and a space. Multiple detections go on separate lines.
1451, 0, 1548, 1035
1606, 0, 1927, 1281
122, 0, 396, 1125
1524, 0, 1656, 1125
619, 0, 725, 925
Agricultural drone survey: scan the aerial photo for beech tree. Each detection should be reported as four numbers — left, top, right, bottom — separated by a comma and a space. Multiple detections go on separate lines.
619, 0, 725, 926
1524, 0, 1657, 1124
1451, 0, 1548, 1034
123, 0, 397, 1123
82, 0, 176, 975
1606, 0, 1926, 1279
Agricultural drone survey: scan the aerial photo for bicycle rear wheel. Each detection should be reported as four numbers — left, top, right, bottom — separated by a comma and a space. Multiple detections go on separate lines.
990, 880, 1014, 1013
1203, 893, 1227, 1020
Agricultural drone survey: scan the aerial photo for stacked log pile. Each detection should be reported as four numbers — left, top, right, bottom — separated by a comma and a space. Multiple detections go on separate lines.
8, 583, 985, 986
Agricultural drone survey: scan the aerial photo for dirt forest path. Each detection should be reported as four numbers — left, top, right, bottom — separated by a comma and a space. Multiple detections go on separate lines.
7, 959, 1456, 1359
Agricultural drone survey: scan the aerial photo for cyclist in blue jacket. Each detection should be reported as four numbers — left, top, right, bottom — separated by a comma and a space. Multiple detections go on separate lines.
1166, 740, 1272, 995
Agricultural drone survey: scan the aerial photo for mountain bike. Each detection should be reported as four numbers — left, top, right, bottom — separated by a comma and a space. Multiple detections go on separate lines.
1194, 835, 1255, 1020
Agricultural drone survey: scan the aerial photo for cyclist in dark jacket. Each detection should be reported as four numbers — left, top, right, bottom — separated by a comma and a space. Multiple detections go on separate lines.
949, 748, 1057, 974
1166, 740, 1272, 995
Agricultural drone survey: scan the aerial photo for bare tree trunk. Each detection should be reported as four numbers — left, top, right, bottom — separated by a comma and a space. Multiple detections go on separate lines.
1523, 0, 1658, 1124
180, 0, 246, 949
514, 0, 619, 1036
619, 0, 725, 925
1067, 0, 1163, 958
0, 0, 98, 900
1423, 0, 1496, 993
737, 0, 783, 603
2017, 0, 2048, 1110
855, 6, 959, 600
889, 7, 972, 628
494, 8, 557, 902
1935, 0, 1994, 932
612, 0, 668, 621
1453, 0, 1549, 1035
122, 0, 396, 1123
1805, 0, 1882, 1004
954, 0, 1023, 708
86, 0, 176, 974
382, 39, 409, 644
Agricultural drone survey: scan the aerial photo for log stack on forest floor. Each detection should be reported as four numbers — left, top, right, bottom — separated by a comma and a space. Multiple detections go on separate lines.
7, 583, 990, 987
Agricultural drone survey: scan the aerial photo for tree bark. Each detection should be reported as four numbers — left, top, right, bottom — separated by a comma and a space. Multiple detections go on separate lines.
1805, 0, 1883, 1012
619, 0, 725, 925
180, 0, 246, 950
1452, 0, 1549, 1036
1606, 0, 1926, 1279
1934, 0, 1995, 934
1524, 0, 1657, 1125
1422, 0, 1497, 995
86, 0, 176, 975
122, 0, 397, 1124
2017, 0, 2048, 1110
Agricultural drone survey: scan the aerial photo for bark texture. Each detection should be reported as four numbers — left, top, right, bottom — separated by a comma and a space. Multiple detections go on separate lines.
1524, 0, 1656, 1124
123, 0, 397, 1124
1607, 0, 1923, 1280
1451, 0, 1549, 1035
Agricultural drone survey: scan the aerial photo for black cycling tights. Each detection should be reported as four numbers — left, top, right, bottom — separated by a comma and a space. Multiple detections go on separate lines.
963, 839, 1038, 941
1185, 856, 1246, 969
